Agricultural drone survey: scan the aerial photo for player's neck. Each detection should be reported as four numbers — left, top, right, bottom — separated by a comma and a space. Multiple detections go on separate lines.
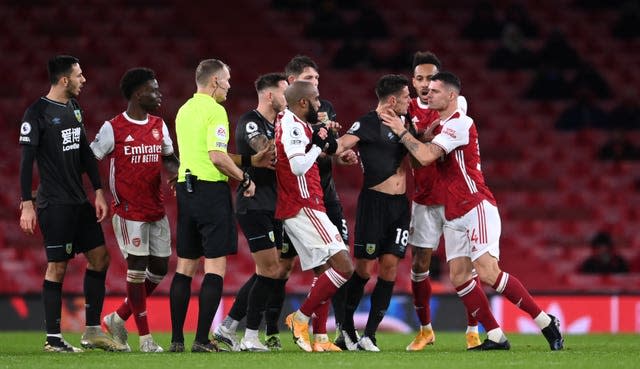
45, 86, 70, 104
256, 104, 276, 123
126, 104, 148, 121
438, 105, 457, 120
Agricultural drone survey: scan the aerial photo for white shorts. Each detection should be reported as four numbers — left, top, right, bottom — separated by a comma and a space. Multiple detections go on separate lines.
443, 200, 500, 262
408, 203, 445, 249
112, 214, 172, 258
283, 207, 348, 271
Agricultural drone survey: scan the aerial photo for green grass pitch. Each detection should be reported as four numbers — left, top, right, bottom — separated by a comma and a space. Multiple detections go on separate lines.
0, 332, 636, 369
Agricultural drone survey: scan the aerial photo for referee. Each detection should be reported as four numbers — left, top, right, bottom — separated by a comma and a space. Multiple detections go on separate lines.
168, 59, 273, 353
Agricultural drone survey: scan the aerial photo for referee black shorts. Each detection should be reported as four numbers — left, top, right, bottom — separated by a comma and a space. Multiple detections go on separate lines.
38, 202, 105, 262
176, 181, 237, 259
353, 188, 410, 260
237, 210, 283, 253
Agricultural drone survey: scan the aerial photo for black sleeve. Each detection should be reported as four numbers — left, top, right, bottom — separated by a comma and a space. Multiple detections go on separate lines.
80, 129, 102, 190
20, 145, 36, 201
346, 113, 375, 143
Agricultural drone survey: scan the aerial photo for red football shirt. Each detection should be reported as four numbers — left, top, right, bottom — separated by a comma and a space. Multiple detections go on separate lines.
431, 110, 496, 220
91, 112, 174, 221
409, 97, 441, 205
275, 109, 325, 220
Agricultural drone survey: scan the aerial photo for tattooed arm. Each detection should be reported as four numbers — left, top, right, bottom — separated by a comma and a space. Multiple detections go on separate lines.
380, 111, 444, 166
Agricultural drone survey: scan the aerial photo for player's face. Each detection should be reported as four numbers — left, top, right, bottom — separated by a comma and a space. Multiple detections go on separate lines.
413, 64, 438, 103
270, 80, 288, 113
426, 80, 450, 111
64, 63, 86, 98
392, 86, 411, 115
304, 90, 321, 123
138, 79, 162, 112
213, 67, 231, 103
295, 67, 320, 88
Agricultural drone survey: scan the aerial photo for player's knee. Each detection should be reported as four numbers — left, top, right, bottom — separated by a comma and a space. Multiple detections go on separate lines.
148, 257, 169, 277
46, 262, 67, 281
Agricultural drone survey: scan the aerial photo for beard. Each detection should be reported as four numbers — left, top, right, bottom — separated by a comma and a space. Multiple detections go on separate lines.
305, 104, 319, 123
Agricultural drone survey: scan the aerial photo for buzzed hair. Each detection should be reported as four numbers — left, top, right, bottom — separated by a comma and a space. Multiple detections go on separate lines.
430, 71, 461, 92
48, 55, 79, 85
195, 59, 229, 87
284, 55, 319, 78
255, 72, 287, 92
412, 51, 441, 71
375, 74, 409, 100
120, 67, 156, 100
284, 80, 316, 107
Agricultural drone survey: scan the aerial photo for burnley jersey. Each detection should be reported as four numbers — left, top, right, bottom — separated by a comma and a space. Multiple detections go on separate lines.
431, 109, 496, 220
235, 109, 276, 214
275, 109, 325, 220
19, 97, 94, 206
346, 111, 409, 189
409, 97, 441, 205
91, 112, 174, 222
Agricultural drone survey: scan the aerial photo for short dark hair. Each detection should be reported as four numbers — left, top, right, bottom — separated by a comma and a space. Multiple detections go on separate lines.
284, 55, 319, 78
412, 51, 441, 71
195, 59, 229, 87
120, 68, 156, 100
430, 71, 461, 92
48, 55, 79, 85
255, 72, 287, 92
375, 74, 409, 100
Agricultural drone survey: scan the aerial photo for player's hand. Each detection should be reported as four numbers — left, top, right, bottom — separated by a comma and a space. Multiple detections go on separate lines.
242, 180, 256, 197
324, 120, 342, 133
94, 189, 108, 222
19, 200, 36, 235
337, 149, 358, 165
380, 111, 405, 135
167, 173, 178, 196
420, 119, 440, 142
252, 142, 275, 170
312, 126, 329, 150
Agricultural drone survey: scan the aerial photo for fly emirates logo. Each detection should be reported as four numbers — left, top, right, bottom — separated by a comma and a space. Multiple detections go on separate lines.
124, 144, 161, 164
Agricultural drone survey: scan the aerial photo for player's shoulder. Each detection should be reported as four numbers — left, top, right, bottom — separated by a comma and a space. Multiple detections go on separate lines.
347, 110, 377, 134
24, 97, 48, 115
238, 110, 263, 126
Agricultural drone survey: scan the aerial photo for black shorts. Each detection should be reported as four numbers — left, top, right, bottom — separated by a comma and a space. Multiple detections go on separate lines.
237, 210, 283, 253
325, 201, 349, 245
353, 189, 410, 260
38, 202, 105, 262
176, 181, 237, 259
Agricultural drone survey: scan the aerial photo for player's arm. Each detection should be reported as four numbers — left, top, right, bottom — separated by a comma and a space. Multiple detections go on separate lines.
80, 128, 108, 222
19, 145, 37, 234
228, 145, 275, 169
89, 121, 115, 160
334, 133, 359, 156
283, 121, 322, 176
380, 112, 445, 166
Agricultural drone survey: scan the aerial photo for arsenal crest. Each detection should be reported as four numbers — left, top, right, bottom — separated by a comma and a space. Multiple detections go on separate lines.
152, 128, 160, 140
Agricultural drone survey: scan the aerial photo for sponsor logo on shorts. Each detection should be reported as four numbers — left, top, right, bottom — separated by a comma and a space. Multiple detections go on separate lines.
132, 238, 141, 247
281, 243, 289, 254
65, 243, 73, 254
366, 243, 376, 255
335, 234, 342, 243
268, 231, 275, 243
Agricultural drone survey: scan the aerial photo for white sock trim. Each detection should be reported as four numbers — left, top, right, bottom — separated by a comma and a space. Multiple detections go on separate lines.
411, 270, 430, 282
